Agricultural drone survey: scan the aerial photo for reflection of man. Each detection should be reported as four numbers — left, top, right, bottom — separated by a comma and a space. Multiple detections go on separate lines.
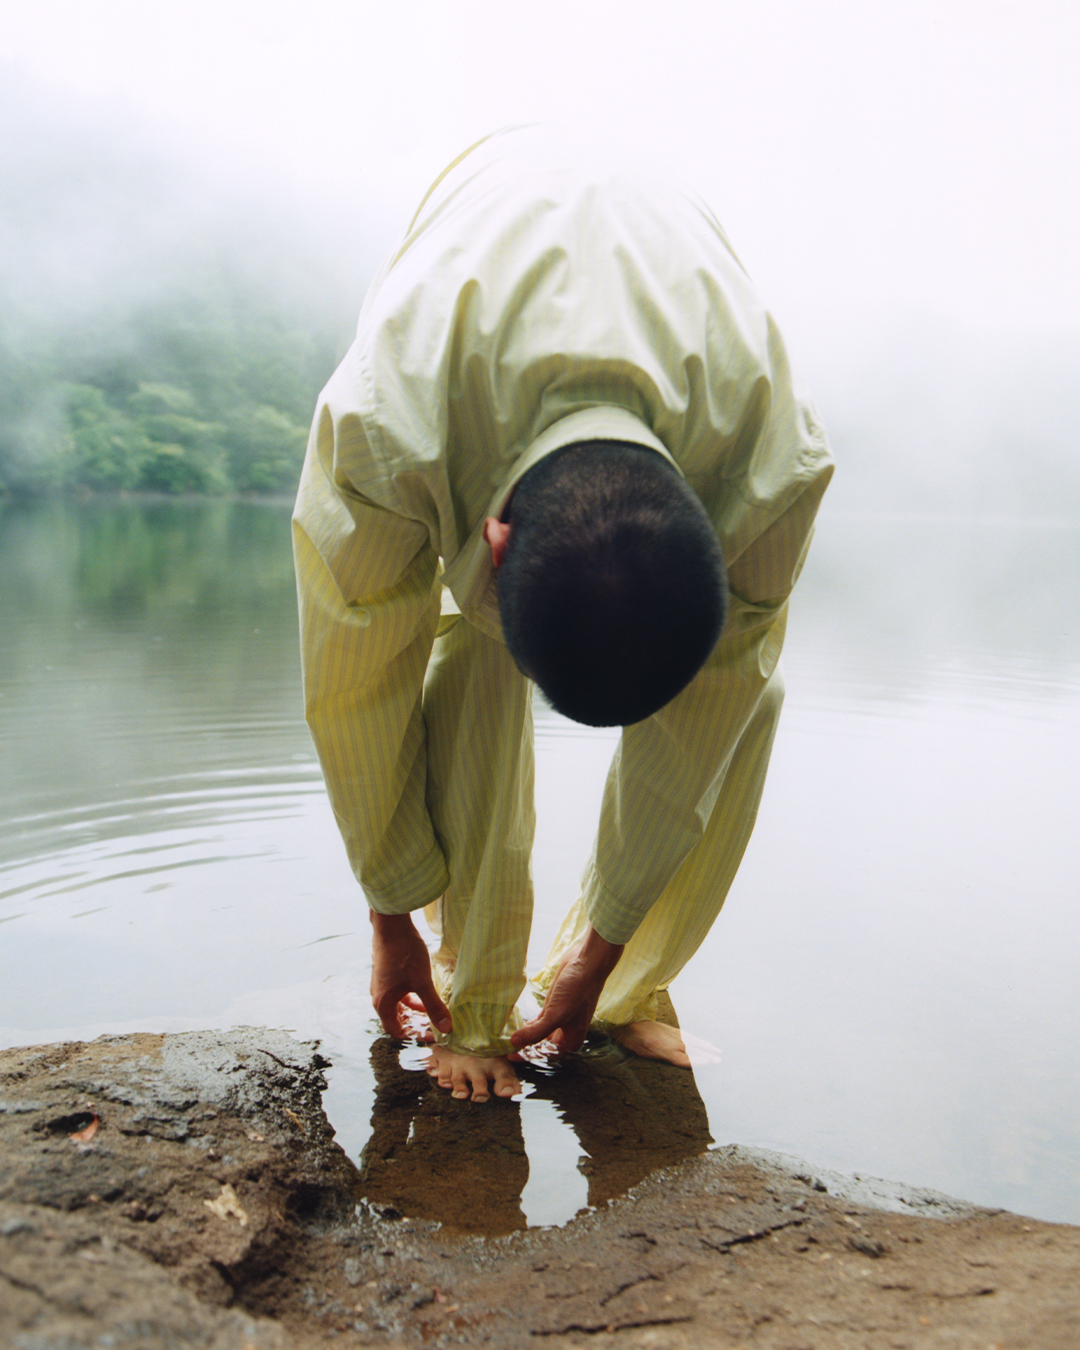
293, 126, 833, 1103
359, 1027, 713, 1231
361, 1037, 531, 1235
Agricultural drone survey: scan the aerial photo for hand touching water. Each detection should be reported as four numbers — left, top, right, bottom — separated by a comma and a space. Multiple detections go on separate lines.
511, 924, 624, 1058
369, 911, 452, 1041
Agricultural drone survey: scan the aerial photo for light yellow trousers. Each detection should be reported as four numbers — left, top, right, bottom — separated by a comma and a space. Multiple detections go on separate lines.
422, 611, 784, 1056
422, 612, 536, 1055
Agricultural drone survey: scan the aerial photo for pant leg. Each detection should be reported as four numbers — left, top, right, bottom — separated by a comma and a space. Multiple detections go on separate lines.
534, 665, 785, 1026
421, 613, 536, 1056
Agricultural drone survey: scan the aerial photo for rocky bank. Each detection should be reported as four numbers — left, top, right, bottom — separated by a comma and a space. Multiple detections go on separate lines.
1, 1028, 1077, 1349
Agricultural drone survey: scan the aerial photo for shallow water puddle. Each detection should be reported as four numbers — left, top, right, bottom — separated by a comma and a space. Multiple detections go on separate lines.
357, 1028, 711, 1233
518, 1096, 591, 1228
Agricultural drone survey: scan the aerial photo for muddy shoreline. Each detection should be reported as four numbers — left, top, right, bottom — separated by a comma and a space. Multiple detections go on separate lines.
2, 1029, 1077, 1349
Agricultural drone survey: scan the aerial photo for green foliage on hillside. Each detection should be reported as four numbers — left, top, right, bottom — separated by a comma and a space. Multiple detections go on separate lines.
0, 283, 343, 497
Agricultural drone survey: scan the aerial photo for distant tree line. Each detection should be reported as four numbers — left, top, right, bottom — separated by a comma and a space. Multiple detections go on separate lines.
0, 274, 352, 498
0, 75, 370, 499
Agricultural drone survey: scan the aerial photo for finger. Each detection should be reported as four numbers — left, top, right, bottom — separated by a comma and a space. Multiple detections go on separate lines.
549, 1025, 588, 1057
418, 988, 452, 1036
512, 1010, 589, 1054
509, 1014, 556, 1050
373, 995, 407, 1040
508, 1037, 558, 1064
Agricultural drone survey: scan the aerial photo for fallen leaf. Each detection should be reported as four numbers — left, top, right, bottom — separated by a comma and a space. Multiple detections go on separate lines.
282, 1107, 306, 1133
204, 1182, 249, 1227
69, 1115, 99, 1143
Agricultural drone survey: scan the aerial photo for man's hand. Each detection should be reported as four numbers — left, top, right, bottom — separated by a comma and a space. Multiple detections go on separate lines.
510, 924, 624, 1058
369, 910, 452, 1041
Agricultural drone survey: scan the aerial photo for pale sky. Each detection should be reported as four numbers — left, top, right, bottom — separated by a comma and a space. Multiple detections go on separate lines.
3, 0, 1078, 353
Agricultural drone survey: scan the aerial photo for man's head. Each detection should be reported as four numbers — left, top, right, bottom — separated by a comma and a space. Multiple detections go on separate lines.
486, 439, 727, 726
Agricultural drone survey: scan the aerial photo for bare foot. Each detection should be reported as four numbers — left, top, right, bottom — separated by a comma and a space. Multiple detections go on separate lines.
609, 1021, 722, 1068
425, 1046, 522, 1103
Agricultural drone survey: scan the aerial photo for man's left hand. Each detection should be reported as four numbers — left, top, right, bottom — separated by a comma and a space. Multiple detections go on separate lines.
510, 924, 624, 1058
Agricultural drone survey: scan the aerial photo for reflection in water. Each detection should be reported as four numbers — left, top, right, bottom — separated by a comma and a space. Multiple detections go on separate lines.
360, 1037, 531, 1235
530, 994, 712, 1212
359, 998, 713, 1234
0, 498, 305, 849
535, 1045, 712, 1211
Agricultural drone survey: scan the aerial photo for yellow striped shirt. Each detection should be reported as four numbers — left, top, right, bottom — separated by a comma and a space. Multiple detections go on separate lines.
292, 124, 833, 956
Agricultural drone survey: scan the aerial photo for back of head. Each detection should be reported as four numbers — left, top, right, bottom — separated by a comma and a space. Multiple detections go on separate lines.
497, 440, 727, 726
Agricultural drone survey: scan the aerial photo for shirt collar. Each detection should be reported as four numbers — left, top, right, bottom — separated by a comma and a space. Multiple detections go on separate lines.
487, 406, 682, 521
443, 407, 679, 637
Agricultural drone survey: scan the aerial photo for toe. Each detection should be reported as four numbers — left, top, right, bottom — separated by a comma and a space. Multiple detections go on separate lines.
429, 1049, 456, 1090
493, 1066, 521, 1098
466, 1067, 491, 1103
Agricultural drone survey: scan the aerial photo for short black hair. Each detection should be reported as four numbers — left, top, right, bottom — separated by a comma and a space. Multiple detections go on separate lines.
497, 439, 727, 726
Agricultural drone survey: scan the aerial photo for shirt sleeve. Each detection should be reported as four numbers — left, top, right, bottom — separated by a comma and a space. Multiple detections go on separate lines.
292, 402, 449, 914
582, 460, 832, 946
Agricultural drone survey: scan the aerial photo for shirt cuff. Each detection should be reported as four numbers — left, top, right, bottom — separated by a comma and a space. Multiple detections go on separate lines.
435, 1002, 524, 1059
581, 859, 647, 947
362, 843, 450, 916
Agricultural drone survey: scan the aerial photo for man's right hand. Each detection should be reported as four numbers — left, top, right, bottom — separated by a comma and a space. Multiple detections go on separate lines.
369, 910, 452, 1041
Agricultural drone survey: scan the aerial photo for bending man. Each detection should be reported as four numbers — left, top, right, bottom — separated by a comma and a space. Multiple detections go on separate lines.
292, 126, 834, 1102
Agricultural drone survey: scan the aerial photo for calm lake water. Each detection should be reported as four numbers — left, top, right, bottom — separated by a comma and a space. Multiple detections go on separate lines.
2, 497, 1078, 1228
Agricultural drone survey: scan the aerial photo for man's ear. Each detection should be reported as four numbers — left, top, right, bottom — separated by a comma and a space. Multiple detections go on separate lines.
483, 516, 512, 569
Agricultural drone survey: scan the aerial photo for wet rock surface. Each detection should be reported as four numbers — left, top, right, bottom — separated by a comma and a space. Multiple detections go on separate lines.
2, 1029, 1078, 1349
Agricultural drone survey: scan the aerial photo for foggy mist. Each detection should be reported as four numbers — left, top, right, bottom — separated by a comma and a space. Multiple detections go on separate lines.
2, 51, 1078, 516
